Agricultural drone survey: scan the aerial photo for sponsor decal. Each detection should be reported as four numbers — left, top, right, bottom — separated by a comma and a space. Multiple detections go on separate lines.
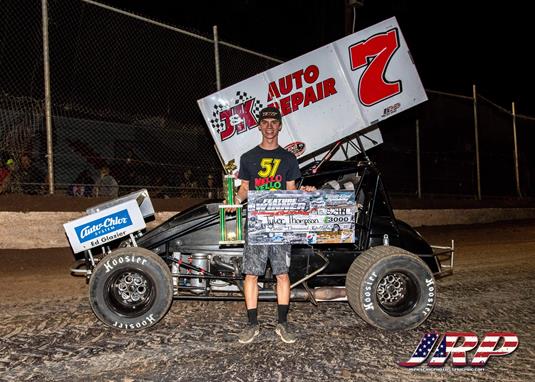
208, 67, 340, 143
103, 254, 148, 273
75, 209, 132, 243
210, 91, 264, 141
349, 28, 402, 106
399, 331, 519, 367
422, 278, 435, 316
362, 271, 377, 311
381, 102, 401, 117
267, 64, 338, 117
306, 232, 317, 244
284, 141, 306, 157
113, 314, 156, 330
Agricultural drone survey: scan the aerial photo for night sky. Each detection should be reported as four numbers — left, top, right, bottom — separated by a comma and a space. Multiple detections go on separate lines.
102, 0, 533, 114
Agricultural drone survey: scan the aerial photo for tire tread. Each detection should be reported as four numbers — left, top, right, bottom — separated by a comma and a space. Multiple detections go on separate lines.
89, 247, 173, 330
346, 245, 429, 329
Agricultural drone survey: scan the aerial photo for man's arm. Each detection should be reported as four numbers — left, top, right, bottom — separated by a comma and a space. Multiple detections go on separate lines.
236, 180, 249, 204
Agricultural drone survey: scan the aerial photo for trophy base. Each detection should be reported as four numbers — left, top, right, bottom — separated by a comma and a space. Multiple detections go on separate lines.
219, 240, 245, 245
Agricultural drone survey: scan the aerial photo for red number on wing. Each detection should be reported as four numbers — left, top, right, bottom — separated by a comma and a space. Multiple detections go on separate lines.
349, 28, 402, 106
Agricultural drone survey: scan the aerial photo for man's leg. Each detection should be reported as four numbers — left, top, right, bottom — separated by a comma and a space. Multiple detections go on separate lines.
239, 244, 267, 344
275, 272, 291, 324
271, 246, 297, 343
239, 274, 261, 344
271, 245, 291, 309
275, 273, 290, 311
244, 274, 259, 324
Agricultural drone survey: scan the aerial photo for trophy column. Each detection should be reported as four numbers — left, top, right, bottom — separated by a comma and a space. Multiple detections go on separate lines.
219, 173, 244, 245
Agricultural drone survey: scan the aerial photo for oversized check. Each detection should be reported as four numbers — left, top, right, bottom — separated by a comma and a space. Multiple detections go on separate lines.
247, 190, 356, 245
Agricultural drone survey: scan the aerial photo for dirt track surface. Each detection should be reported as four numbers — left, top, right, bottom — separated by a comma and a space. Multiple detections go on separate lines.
1, 221, 534, 381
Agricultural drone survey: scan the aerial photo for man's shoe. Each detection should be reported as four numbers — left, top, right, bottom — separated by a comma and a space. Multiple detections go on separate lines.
275, 323, 297, 344
238, 324, 260, 344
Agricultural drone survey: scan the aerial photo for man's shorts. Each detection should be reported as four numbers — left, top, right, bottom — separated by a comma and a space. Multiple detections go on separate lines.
242, 242, 291, 276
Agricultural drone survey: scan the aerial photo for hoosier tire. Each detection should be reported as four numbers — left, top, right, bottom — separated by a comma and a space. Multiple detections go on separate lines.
346, 246, 436, 330
89, 247, 173, 331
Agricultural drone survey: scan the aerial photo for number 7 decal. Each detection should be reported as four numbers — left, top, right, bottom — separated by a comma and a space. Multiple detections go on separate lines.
349, 28, 402, 106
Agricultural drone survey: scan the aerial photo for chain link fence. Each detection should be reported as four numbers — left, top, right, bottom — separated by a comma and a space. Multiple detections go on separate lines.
515, 112, 535, 197
373, 91, 478, 198
46, 0, 223, 198
370, 89, 535, 199
1, 0, 534, 200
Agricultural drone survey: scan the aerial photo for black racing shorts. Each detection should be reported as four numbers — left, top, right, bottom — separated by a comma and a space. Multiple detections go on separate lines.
242, 242, 291, 276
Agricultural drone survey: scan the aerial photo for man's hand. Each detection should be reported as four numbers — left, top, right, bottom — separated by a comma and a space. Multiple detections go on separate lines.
225, 196, 242, 213
226, 180, 248, 213
300, 185, 316, 192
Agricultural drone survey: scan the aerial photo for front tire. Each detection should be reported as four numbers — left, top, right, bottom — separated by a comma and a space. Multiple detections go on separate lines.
89, 247, 173, 330
346, 246, 436, 330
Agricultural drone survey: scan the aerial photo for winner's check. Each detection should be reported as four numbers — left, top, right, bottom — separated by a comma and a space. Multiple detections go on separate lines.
247, 190, 356, 245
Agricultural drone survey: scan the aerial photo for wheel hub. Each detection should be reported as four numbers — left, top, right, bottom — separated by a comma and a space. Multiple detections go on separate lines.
377, 272, 408, 306
114, 272, 149, 304
104, 268, 155, 317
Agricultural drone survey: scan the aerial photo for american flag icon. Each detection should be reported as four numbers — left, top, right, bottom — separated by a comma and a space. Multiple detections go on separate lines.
399, 332, 440, 367
400, 331, 519, 368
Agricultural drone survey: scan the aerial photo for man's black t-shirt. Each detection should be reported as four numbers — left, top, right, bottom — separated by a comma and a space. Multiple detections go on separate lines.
239, 145, 301, 190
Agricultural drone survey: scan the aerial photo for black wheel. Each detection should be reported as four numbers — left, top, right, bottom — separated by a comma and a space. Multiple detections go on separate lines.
346, 246, 436, 330
89, 247, 173, 331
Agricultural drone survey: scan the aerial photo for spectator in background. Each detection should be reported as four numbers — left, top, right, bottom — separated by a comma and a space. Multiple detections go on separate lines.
180, 169, 198, 197
94, 165, 119, 198
117, 149, 139, 193
152, 174, 170, 199
11, 154, 46, 194
0, 156, 12, 194
180, 169, 198, 188
68, 169, 94, 197
206, 174, 221, 199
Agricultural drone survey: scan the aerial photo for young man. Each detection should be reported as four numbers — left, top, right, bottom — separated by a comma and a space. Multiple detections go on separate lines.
235, 107, 311, 344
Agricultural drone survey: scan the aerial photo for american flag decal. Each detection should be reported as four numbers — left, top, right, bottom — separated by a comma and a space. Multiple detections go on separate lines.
428, 332, 478, 367
471, 332, 519, 366
398, 332, 439, 367
399, 331, 519, 368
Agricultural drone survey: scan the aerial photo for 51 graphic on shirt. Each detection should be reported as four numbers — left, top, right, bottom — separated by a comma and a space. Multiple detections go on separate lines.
258, 158, 281, 178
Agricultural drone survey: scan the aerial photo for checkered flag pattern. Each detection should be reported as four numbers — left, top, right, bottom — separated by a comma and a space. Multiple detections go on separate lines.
210, 104, 226, 133
252, 99, 264, 118
210, 92, 264, 132
235, 91, 264, 119
235, 91, 248, 103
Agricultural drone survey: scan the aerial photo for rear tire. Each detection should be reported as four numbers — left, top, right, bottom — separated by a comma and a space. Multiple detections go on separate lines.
346, 246, 436, 330
89, 247, 173, 331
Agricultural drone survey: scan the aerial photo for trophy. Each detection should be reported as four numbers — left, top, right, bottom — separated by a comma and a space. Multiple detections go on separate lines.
219, 160, 244, 245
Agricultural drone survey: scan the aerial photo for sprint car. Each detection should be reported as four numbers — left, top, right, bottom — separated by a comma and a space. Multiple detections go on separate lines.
66, 137, 453, 332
